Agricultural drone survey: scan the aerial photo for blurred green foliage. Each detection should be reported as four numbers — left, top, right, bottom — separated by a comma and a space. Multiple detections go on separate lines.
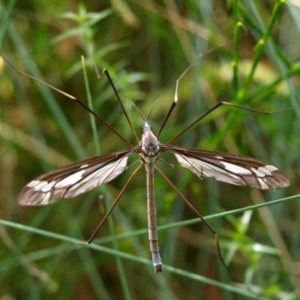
1, 0, 300, 299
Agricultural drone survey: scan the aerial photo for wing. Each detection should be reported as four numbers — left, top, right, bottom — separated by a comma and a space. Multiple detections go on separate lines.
18, 149, 135, 206
162, 145, 289, 190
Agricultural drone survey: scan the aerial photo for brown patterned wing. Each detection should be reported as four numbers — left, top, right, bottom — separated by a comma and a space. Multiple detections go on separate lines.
163, 145, 289, 190
18, 149, 135, 205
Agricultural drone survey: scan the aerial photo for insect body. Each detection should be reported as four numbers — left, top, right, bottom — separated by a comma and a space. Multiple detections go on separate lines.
18, 116, 289, 273
3, 56, 289, 273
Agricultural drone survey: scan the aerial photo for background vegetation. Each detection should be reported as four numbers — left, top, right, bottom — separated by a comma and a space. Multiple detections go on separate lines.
1, 0, 300, 299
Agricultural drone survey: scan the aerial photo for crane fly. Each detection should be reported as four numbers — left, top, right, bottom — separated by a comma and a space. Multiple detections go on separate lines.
2, 55, 289, 274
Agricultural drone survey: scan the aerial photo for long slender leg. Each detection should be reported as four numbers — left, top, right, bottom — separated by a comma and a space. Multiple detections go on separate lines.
1, 55, 133, 147
86, 164, 143, 244
155, 166, 239, 280
165, 101, 296, 145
